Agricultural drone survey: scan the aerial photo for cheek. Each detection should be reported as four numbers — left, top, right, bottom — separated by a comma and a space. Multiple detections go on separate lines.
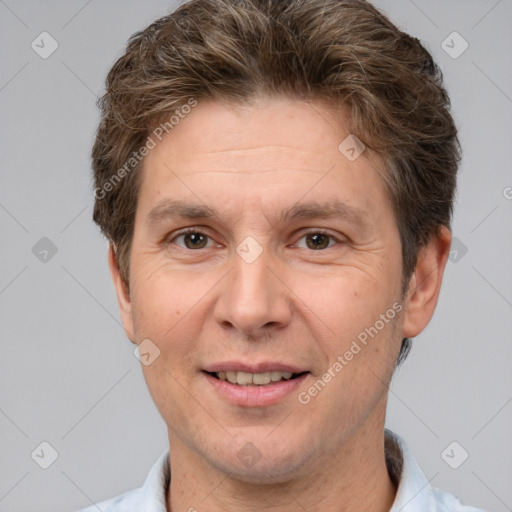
129, 261, 206, 350
290, 267, 404, 411
129, 265, 208, 423
307, 313, 401, 440
294, 268, 401, 343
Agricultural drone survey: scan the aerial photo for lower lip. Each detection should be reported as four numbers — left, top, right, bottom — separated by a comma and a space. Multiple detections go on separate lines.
203, 372, 309, 407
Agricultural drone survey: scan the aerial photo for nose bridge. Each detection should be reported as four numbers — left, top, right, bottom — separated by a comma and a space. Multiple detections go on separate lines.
234, 248, 272, 304
214, 242, 291, 334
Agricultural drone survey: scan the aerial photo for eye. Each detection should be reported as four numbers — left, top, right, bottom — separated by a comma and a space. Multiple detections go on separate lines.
295, 232, 338, 250
172, 230, 214, 250
169, 230, 339, 251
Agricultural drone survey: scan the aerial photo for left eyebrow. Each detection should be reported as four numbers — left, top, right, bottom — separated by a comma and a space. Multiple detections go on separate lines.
145, 198, 371, 230
280, 200, 371, 230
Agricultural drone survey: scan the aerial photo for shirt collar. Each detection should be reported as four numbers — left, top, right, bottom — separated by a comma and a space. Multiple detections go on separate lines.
141, 448, 170, 512
385, 429, 438, 511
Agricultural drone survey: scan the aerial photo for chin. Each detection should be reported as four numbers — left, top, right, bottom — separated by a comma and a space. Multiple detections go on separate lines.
206, 438, 318, 485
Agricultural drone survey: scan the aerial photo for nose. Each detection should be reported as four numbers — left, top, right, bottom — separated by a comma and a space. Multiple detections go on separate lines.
213, 248, 292, 338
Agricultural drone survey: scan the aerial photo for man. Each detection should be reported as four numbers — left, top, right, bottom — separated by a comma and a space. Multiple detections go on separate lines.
82, 0, 485, 510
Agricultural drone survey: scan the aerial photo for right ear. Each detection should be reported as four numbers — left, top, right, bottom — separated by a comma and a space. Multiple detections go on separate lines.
108, 244, 136, 343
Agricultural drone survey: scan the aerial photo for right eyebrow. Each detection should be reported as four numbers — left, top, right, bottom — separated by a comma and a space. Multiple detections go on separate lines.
145, 199, 219, 228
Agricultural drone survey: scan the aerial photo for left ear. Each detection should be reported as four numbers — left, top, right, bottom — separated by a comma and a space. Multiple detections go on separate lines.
402, 226, 452, 338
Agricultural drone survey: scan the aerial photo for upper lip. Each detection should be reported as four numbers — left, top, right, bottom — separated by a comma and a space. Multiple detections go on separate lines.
203, 362, 308, 374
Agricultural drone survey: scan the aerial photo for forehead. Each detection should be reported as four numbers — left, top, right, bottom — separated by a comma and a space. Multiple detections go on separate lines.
136, 97, 391, 224
144, 96, 356, 170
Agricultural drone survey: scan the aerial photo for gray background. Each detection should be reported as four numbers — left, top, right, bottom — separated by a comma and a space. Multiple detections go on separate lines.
0, 1, 511, 511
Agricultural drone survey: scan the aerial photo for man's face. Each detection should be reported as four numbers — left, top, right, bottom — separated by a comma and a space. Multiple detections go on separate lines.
116, 97, 411, 481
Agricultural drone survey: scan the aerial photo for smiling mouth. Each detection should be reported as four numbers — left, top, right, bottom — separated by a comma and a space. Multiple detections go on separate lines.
206, 370, 308, 386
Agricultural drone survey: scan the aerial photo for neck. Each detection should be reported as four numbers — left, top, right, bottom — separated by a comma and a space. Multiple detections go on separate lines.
166, 425, 397, 512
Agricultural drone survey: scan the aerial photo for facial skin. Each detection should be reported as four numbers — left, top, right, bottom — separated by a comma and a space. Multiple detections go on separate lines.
109, 96, 451, 512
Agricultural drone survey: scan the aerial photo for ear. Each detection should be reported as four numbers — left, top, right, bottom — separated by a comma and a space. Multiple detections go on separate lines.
402, 226, 452, 338
108, 244, 136, 343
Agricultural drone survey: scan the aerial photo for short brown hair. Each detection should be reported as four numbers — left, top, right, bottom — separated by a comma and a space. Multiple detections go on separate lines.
92, 0, 461, 364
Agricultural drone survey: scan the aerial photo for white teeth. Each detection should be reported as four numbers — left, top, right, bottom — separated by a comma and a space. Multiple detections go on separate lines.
237, 371, 254, 386
216, 370, 296, 386
270, 371, 283, 382
253, 372, 271, 385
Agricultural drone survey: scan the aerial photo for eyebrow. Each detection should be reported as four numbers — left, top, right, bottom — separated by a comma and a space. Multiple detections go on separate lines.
145, 198, 370, 230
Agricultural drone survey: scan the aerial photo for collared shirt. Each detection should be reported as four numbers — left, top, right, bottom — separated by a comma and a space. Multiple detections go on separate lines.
78, 430, 486, 512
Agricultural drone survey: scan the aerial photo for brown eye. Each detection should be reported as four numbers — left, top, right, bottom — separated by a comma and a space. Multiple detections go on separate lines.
295, 232, 339, 251
305, 233, 332, 250
175, 232, 212, 249
184, 232, 207, 249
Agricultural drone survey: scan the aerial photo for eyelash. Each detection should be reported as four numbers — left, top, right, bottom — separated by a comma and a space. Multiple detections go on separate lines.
168, 228, 342, 251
